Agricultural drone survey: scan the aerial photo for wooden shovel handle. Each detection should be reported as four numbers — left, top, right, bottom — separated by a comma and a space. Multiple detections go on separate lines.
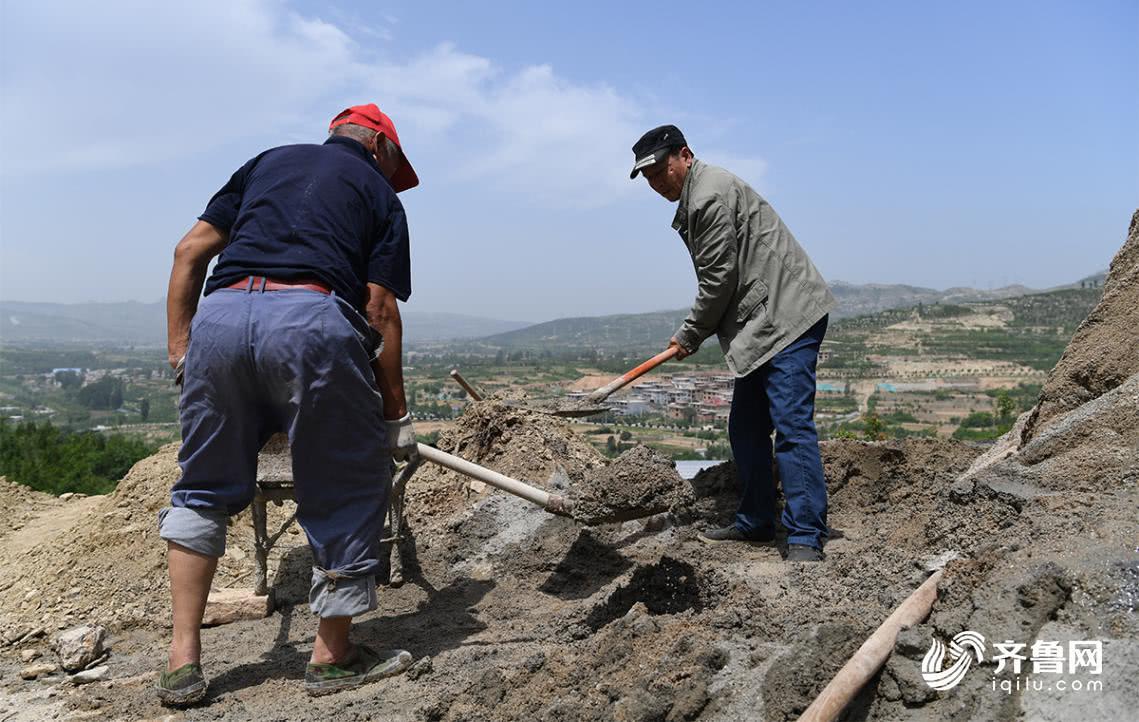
416, 444, 572, 516
587, 346, 680, 404
449, 369, 483, 401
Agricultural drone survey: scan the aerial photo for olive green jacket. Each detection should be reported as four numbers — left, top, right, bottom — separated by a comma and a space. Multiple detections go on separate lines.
672, 159, 835, 377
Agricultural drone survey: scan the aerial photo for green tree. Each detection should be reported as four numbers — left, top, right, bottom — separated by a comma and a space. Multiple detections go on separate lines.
76, 376, 126, 410
55, 370, 82, 390
139, 398, 151, 422
0, 420, 156, 495
863, 413, 884, 441
994, 390, 1015, 424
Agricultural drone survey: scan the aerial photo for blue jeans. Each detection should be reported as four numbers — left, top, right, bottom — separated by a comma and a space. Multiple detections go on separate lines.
158, 287, 391, 617
729, 315, 828, 548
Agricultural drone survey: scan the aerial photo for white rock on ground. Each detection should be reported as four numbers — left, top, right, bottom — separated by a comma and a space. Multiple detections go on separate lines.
53, 625, 107, 672
19, 662, 58, 680
202, 588, 273, 626
68, 665, 109, 685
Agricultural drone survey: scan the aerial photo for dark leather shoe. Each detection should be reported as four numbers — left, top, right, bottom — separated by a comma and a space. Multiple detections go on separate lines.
786, 544, 824, 562
698, 525, 775, 544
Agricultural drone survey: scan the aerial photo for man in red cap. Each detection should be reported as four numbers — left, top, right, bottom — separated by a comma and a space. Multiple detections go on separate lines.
157, 104, 419, 704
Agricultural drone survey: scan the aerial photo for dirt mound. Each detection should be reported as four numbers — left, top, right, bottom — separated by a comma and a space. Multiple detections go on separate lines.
0, 446, 180, 640
400, 399, 607, 535
0, 477, 56, 544
0, 444, 306, 637
429, 399, 607, 481
1022, 209, 1139, 443
571, 444, 695, 524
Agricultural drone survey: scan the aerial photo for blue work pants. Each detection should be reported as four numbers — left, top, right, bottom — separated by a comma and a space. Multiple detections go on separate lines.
158, 287, 390, 617
729, 315, 829, 549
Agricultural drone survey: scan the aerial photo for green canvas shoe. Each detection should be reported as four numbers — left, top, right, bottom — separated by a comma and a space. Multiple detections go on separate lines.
156, 662, 208, 706
304, 644, 412, 697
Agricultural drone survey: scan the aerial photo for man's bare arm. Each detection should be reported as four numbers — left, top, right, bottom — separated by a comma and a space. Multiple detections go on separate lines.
166, 221, 228, 369
364, 282, 408, 420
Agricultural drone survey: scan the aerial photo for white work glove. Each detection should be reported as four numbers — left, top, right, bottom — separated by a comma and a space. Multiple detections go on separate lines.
384, 413, 418, 462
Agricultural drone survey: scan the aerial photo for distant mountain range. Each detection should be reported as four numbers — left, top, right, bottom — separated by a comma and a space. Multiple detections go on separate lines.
0, 301, 528, 346
0, 273, 1106, 349
471, 275, 1107, 352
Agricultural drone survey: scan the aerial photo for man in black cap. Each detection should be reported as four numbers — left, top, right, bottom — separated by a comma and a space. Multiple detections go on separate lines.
631, 125, 835, 562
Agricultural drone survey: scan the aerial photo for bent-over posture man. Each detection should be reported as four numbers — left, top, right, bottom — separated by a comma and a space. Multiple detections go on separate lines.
630, 125, 835, 562
158, 103, 419, 704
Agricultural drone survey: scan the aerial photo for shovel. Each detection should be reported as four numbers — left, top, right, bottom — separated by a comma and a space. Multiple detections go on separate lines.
411, 443, 675, 525
584, 346, 680, 405
494, 346, 681, 418
416, 443, 575, 517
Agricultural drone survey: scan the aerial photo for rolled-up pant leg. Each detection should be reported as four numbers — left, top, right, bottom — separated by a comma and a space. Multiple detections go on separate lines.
159, 290, 270, 557
253, 291, 390, 618
765, 315, 829, 549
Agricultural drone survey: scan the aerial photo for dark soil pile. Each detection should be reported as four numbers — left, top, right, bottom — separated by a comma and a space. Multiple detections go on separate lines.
570, 444, 695, 524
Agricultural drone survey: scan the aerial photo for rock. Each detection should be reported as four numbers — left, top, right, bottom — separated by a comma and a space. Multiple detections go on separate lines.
894, 624, 933, 659
20, 662, 58, 680
522, 651, 546, 673
54, 625, 107, 672
20, 648, 42, 663
407, 655, 433, 680
69, 665, 109, 685
59, 492, 75, 501
202, 588, 273, 625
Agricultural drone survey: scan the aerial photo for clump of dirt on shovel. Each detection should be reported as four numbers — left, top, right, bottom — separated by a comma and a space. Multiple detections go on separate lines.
569, 444, 695, 525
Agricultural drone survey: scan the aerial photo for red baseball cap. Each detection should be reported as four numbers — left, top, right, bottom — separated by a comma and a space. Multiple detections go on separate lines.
329, 103, 419, 193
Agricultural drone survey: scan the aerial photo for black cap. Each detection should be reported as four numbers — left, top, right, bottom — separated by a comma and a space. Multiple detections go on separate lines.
630, 124, 687, 179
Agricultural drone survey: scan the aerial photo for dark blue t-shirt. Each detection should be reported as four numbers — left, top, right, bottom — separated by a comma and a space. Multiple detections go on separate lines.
200, 135, 411, 308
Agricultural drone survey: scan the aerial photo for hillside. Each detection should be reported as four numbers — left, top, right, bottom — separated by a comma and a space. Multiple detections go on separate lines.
474, 286, 1104, 357
1, 275, 1105, 351
0, 301, 528, 346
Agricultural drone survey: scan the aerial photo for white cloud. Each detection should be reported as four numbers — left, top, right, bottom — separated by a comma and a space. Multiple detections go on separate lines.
0, 0, 762, 208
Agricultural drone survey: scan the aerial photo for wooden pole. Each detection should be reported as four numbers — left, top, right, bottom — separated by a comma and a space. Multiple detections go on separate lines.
798, 569, 944, 722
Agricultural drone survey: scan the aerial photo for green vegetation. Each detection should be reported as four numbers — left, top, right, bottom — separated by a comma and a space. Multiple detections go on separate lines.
0, 420, 158, 495
917, 303, 972, 319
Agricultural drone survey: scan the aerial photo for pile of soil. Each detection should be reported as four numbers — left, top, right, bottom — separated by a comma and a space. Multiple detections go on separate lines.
400, 399, 608, 534
428, 399, 607, 481
0, 445, 307, 638
570, 444, 695, 524
0, 477, 55, 541
1022, 209, 1139, 442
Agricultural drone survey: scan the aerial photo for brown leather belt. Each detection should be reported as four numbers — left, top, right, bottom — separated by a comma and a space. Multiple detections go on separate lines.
226, 275, 332, 294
